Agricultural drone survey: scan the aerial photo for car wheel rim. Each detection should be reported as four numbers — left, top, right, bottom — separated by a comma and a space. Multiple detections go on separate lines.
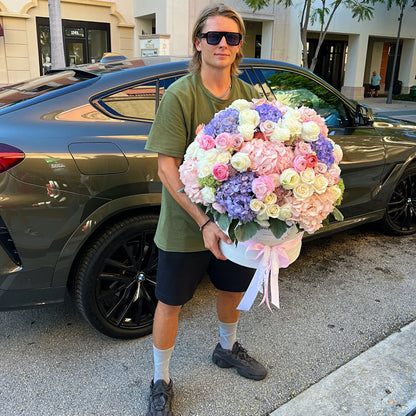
95, 229, 158, 331
386, 171, 416, 232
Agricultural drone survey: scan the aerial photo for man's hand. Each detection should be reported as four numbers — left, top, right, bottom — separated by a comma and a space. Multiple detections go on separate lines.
201, 221, 232, 260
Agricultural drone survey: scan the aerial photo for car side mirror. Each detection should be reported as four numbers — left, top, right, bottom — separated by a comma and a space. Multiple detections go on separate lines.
355, 104, 374, 126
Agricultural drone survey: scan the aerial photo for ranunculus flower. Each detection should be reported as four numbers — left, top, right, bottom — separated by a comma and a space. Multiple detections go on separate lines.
293, 155, 307, 172
305, 154, 318, 168
231, 152, 251, 172
302, 121, 320, 142
215, 132, 233, 151
280, 168, 300, 189
198, 134, 216, 150
211, 162, 229, 182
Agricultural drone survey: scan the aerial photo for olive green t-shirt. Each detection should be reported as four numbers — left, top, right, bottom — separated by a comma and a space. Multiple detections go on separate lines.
145, 72, 260, 252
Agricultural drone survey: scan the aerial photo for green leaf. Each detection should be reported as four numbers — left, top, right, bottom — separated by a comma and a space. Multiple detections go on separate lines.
269, 218, 289, 239
234, 222, 260, 242
332, 206, 344, 221
216, 213, 232, 231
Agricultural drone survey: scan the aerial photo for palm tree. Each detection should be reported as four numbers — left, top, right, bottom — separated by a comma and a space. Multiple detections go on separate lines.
48, 0, 65, 69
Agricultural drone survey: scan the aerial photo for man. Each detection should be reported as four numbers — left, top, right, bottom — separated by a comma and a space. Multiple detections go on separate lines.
370, 71, 381, 97
144, 3, 267, 415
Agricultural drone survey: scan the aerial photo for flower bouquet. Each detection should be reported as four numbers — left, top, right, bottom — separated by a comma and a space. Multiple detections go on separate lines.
179, 98, 344, 310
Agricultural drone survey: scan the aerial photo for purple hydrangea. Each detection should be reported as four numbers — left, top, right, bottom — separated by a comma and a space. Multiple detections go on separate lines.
215, 171, 257, 223
204, 108, 240, 137
254, 103, 282, 123
311, 134, 334, 167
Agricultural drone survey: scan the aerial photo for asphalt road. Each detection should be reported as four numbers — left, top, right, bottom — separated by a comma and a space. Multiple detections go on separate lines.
1, 223, 415, 416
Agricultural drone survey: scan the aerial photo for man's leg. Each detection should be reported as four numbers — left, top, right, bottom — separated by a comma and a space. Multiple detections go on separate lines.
147, 301, 181, 416
213, 290, 267, 380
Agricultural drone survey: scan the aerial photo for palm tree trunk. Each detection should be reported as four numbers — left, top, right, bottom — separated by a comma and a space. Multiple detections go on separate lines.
48, 0, 65, 69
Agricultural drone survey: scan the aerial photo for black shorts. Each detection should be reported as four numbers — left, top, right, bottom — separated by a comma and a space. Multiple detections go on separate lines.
370, 85, 380, 91
155, 249, 255, 306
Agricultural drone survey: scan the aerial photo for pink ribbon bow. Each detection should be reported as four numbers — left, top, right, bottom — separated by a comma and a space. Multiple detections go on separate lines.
237, 232, 304, 311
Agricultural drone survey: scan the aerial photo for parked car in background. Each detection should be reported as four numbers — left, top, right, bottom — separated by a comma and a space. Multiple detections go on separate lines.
1, 57, 415, 339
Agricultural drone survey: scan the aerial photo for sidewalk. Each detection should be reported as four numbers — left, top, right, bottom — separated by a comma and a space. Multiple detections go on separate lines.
271, 320, 416, 416
357, 96, 416, 115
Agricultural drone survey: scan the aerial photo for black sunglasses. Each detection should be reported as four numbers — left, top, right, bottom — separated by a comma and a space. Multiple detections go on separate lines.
197, 31, 242, 46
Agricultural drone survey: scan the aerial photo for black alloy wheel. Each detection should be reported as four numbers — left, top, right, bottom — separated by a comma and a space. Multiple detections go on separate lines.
74, 215, 159, 339
381, 166, 416, 235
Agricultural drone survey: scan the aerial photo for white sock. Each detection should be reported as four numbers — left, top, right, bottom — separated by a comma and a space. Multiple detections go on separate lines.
153, 345, 174, 383
219, 320, 238, 350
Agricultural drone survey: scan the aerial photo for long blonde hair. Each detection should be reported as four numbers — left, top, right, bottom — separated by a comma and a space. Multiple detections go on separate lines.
189, 3, 245, 75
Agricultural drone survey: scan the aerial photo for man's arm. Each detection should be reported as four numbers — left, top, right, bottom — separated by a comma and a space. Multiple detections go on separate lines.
157, 153, 231, 260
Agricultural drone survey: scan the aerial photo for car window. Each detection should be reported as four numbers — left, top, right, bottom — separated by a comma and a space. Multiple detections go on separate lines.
96, 74, 185, 121
243, 68, 351, 128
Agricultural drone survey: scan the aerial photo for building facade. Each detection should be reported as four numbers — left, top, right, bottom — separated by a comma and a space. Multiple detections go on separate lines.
1, 0, 415, 99
0, 0, 134, 84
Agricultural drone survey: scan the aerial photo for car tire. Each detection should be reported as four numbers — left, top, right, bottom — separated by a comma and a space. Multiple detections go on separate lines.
74, 214, 159, 339
380, 165, 416, 235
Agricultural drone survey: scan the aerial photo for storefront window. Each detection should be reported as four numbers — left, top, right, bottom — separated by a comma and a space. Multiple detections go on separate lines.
37, 18, 110, 73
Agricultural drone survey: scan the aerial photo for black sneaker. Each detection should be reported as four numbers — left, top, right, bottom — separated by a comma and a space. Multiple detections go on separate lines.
147, 379, 174, 416
212, 341, 267, 380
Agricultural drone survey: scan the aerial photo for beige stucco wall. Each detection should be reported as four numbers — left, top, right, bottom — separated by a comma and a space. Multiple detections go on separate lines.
0, 0, 134, 84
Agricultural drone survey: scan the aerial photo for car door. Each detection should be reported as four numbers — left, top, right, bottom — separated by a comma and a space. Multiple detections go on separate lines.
239, 66, 386, 221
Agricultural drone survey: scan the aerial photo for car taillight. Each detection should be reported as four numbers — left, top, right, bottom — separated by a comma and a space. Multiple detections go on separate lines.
0, 143, 25, 173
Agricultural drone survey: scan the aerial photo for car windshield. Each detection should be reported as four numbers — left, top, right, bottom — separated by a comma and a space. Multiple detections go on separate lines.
0, 70, 97, 109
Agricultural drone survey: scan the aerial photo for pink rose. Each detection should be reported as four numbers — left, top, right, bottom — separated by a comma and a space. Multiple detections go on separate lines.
314, 162, 328, 174
252, 175, 275, 200
211, 162, 229, 181
293, 155, 307, 172
231, 133, 244, 151
198, 134, 215, 150
215, 132, 233, 152
260, 120, 276, 139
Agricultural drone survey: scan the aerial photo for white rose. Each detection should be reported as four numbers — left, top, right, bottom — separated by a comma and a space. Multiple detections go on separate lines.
263, 192, 277, 205
293, 183, 314, 200
270, 126, 291, 142
201, 186, 216, 204
204, 148, 220, 163
230, 152, 251, 172
239, 109, 260, 127
237, 123, 255, 141
313, 174, 329, 194
278, 203, 292, 220
333, 143, 343, 162
281, 117, 302, 136
184, 141, 200, 160
328, 184, 342, 202
256, 210, 269, 221
216, 151, 231, 164
302, 121, 321, 142
250, 199, 266, 213
266, 204, 280, 218
280, 168, 300, 189
229, 99, 251, 112
255, 218, 270, 228
300, 167, 316, 184
198, 160, 214, 178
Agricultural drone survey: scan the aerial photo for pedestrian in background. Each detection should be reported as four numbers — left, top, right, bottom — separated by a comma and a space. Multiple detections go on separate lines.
144, 3, 267, 416
370, 70, 381, 97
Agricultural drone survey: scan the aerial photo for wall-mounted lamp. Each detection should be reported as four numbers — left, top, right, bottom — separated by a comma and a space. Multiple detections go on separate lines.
0, 24, 4, 37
